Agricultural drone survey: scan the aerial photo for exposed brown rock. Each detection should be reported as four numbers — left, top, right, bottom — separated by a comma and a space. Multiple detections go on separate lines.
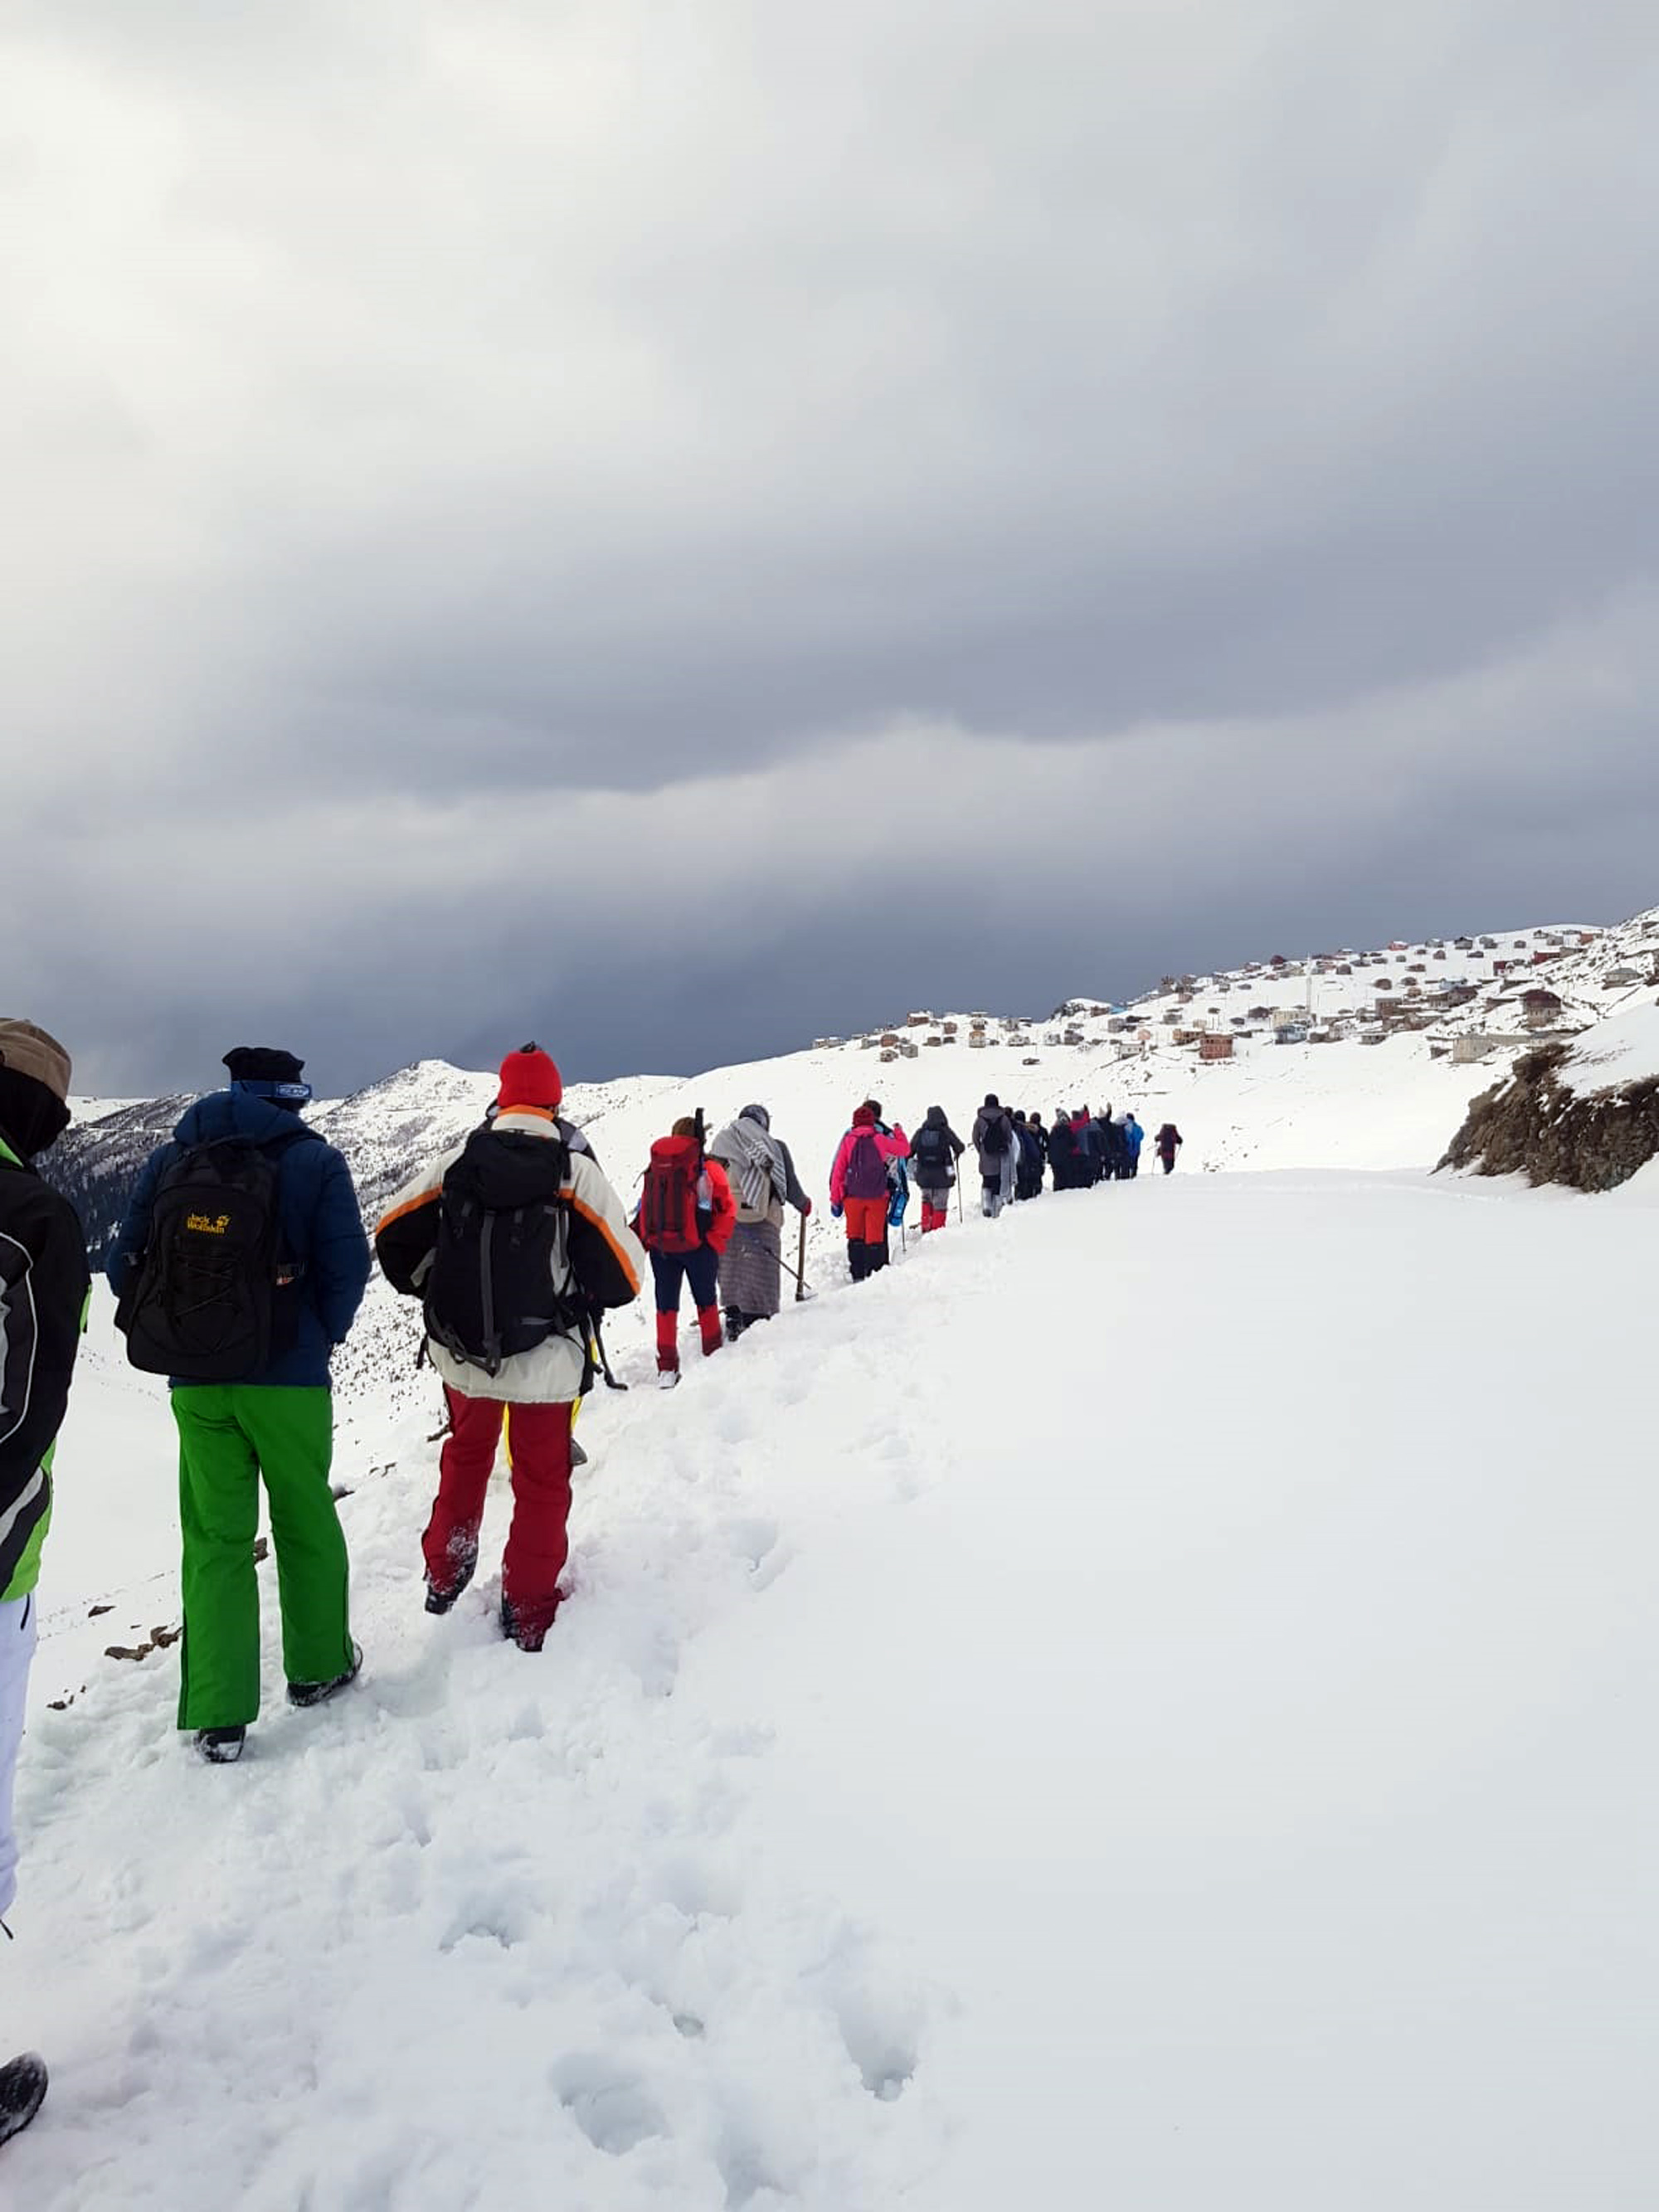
1438, 1045, 1659, 1191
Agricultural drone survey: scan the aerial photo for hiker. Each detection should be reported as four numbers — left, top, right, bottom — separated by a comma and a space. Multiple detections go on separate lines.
829, 1106, 909, 1279
1121, 1112, 1145, 1179
1155, 1122, 1184, 1174
1023, 1111, 1048, 1196
830, 1100, 909, 1268
376, 1045, 643, 1649
1048, 1109, 1079, 1192
109, 1047, 371, 1764
1099, 1111, 1129, 1183
1123, 1106, 1150, 1176
708, 1104, 811, 1336
1009, 1112, 1031, 1200
864, 1098, 910, 1259
0, 1022, 90, 2149
636, 1116, 737, 1386
971, 1095, 1018, 1218
1070, 1106, 1101, 1189
907, 1106, 965, 1231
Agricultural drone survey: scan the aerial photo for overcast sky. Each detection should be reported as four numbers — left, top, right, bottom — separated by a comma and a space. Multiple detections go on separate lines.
7, 1, 1659, 1097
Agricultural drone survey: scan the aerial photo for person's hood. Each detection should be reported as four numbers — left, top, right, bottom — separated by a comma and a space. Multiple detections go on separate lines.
175, 1089, 306, 1149
924, 1106, 948, 1127
739, 1103, 771, 1130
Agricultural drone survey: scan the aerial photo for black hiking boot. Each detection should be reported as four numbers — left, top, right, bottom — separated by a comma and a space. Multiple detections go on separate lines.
0, 2053, 48, 2146
287, 1642, 362, 1709
424, 1549, 478, 1615
500, 1594, 559, 1653
194, 1726, 247, 1765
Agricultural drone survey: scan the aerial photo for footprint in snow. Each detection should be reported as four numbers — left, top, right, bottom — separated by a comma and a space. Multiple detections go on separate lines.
551, 2054, 669, 2156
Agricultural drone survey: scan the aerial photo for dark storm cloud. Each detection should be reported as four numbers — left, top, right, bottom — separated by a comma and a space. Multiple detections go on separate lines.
5, 1, 1658, 1091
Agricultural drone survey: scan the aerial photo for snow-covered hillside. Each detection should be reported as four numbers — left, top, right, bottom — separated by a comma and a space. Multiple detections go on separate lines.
14, 1172, 1657, 2209
14, 909, 1659, 2206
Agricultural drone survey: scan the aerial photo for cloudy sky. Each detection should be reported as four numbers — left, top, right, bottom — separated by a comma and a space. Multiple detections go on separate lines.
7, 1, 1659, 1096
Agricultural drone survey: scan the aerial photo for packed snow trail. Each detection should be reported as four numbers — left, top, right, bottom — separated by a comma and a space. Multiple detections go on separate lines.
9, 1173, 1658, 2208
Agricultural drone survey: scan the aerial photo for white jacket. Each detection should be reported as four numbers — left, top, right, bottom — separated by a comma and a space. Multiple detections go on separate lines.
377, 1108, 645, 1404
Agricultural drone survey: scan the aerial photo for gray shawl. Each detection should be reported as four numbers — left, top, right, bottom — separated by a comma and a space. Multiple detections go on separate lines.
710, 1106, 786, 1215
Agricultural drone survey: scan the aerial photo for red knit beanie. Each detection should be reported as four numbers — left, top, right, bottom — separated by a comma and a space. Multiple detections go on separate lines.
852, 1103, 877, 1127
497, 1042, 562, 1111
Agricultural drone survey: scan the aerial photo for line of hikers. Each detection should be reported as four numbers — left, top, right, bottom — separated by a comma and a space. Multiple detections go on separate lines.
0, 1019, 1185, 2143
825, 1094, 1185, 1247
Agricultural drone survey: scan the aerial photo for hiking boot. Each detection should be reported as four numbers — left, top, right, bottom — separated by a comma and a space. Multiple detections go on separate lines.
287, 1642, 362, 1709
194, 1726, 246, 1765
0, 2053, 49, 2146
424, 1551, 477, 1615
500, 1595, 557, 1652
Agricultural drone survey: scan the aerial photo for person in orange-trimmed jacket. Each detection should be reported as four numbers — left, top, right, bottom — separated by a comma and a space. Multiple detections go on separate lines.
635, 1116, 737, 1388
374, 1044, 644, 1650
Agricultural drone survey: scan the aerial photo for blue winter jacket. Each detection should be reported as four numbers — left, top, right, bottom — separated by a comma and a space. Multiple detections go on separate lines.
107, 1091, 371, 1388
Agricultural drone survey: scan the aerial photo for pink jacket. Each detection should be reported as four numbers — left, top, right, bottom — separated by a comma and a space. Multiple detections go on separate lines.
830, 1120, 909, 1206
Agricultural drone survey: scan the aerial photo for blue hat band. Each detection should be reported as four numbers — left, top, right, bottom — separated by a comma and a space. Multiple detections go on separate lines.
234, 1077, 313, 1104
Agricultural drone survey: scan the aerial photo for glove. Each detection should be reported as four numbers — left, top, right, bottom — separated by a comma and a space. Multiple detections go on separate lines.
801, 1198, 813, 1218
830, 1201, 843, 1220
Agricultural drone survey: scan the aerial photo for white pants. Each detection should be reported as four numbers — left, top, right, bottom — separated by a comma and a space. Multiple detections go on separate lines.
0, 1594, 36, 1919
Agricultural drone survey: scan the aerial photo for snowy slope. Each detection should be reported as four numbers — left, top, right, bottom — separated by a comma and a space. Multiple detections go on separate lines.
16, 907, 1659, 2205
11, 1173, 1657, 2210
1553, 997, 1659, 1098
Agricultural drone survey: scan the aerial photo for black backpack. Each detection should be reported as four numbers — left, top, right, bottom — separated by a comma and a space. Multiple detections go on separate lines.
912, 1125, 951, 1174
118, 1133, 310, 1382
423, 1128, 586, 1378
980, 1114, 1010, 1157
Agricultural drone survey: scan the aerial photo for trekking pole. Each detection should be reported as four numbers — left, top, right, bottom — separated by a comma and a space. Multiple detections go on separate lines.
795, 1212, 808, 1304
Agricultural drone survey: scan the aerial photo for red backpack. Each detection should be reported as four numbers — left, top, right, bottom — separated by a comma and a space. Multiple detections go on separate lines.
640, 1134, 704, 1253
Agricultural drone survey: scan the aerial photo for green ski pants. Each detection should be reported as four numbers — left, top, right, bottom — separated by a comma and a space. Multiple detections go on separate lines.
173, 1384, 353, 1731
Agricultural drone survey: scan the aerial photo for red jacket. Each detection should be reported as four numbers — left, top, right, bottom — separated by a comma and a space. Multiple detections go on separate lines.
635, 1136, 738, 1254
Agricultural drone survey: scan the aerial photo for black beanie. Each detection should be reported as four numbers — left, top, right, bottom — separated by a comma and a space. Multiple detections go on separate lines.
224, 1045, 305, 1086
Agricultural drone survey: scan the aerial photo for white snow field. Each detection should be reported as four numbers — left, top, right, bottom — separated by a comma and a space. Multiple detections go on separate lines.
9, 1166, 1657, 2210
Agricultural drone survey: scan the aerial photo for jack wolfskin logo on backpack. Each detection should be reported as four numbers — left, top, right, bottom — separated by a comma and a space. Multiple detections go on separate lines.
116, 1131, 313, 1383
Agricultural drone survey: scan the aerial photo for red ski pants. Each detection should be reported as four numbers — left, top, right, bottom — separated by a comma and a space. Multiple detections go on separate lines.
423, 1388, 573, 1641
842, 1195, 888, 1247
